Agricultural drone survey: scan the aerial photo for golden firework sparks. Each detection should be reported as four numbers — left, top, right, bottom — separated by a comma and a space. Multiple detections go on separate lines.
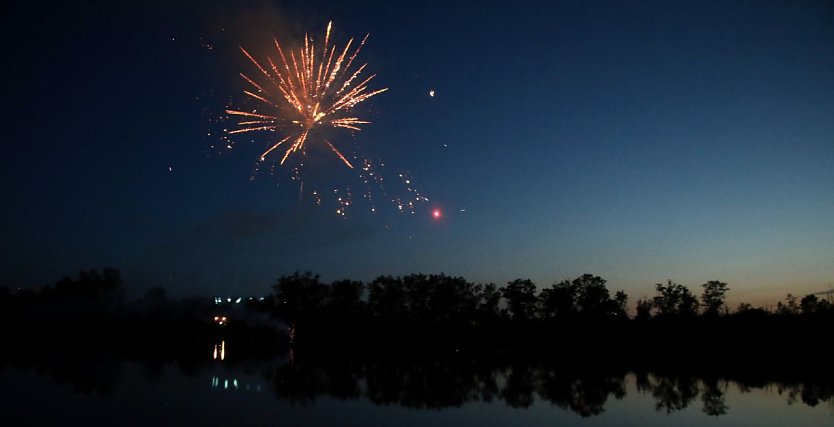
226, 21, 387, 169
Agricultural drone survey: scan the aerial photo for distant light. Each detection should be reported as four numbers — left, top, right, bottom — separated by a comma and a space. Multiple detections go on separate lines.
429, 89, 435, 97
235, 297, 242, 303
432, 209, 441, 219
227, 298, 232, 303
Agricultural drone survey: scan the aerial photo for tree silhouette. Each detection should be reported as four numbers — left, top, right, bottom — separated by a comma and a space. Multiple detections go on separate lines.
701, 280, 729, 317
777, 293, 799, 315
539, 280, 577, 319
367, 275, 407, 321
326, 279, 365, 319
501, 279, 538, 321
424, 274, 478, 325
271, 272, 327, 324
573, 274, 608, 316
477, 283, 502, 321
614, 290, 629, 318
635, 298, 654, 321
402, 274, 433, 321
52, 268, 125, 302
653, 280, 699, 317
800, 294, 819, 315
735, 302, 753, 313
538, 275, 626, 320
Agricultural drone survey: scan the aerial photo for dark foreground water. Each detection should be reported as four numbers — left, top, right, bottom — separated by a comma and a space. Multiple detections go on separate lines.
2, 346, 832, 426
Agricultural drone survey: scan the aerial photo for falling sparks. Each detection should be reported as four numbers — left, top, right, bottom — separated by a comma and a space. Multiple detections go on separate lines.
211, 22, 433, 220
334, 188, 353, 218
390, 172, 430, 215
225, 21, 387, 169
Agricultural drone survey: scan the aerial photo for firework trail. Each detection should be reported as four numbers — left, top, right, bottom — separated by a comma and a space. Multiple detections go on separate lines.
225, 21, 387, 168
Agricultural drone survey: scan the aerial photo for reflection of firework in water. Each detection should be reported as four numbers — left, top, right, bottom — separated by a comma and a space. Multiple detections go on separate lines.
225, 21, 387, 168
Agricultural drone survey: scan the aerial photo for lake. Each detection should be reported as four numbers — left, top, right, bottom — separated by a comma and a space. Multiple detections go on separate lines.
2, 343, 832, 426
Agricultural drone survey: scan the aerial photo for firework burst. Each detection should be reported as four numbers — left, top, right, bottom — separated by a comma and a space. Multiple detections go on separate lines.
225, 21, 387, 168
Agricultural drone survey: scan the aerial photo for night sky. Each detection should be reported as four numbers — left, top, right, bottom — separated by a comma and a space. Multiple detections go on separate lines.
3, 0, 833, 306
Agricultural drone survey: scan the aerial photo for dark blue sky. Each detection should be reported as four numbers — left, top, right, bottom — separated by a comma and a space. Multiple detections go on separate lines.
3, 0, 833, 306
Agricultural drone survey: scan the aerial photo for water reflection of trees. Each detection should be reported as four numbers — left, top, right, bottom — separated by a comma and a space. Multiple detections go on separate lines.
701, 378, 729, 416
264, 358, 834, 417
635, 371, 732, 416
779, 382, 834, 408
4, 353, 833, 418
536, 367, 626, 416
638, 372, 701, 414
37, 354, 122, 396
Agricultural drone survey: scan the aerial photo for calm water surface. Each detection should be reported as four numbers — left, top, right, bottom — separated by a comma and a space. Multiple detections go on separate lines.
3, 347, 832, 426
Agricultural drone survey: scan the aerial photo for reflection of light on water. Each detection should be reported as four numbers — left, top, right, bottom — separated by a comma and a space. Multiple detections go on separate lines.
288, 323, 296, 344
212, 340, 225, 360
210, 376, 263, 392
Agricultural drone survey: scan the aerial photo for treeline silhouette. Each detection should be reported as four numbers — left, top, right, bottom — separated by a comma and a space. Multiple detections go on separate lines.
4, 268, 834, 419
1, 269, 283, 360
262, 271, 833, 324
256, 272, 833, 364
4, 269, 833, 364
